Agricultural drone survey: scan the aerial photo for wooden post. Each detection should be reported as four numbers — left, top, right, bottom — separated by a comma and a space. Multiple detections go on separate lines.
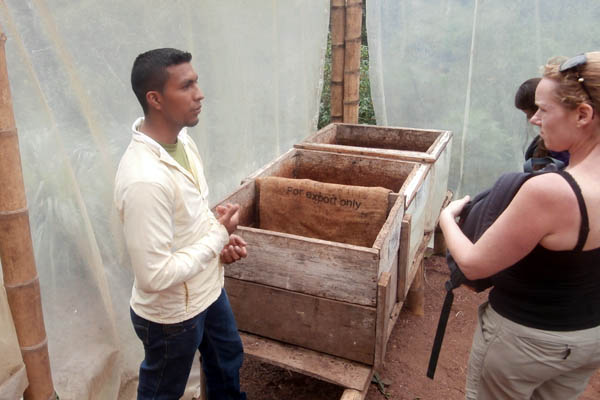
406, 261, 425, 316
330, 0, 345, 123
343, 0, 362, 123
433, 224, 447, 256
0, 33, 56, 400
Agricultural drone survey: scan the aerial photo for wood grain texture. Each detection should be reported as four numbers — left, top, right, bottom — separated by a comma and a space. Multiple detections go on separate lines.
213, 179, 257, 227
374, 271, 390, 370
226, 277, 377, 365
296, 123, 452, 164
397, 214, 412, 302
373, 194, 404, 278
226, 226, 379, 306
241, 332, 372, 391
425, 136, 453, 231
340, 388, 368, 400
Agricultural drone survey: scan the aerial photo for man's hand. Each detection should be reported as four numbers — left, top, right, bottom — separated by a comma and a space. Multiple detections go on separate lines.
220, 234, 248, 264
216, 203, 240, 234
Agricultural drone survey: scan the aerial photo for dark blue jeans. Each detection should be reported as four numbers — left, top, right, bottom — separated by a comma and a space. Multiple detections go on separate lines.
130, 289, 246, 400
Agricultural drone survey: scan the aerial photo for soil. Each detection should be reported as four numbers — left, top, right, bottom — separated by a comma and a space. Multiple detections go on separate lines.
239, 255, 600, 400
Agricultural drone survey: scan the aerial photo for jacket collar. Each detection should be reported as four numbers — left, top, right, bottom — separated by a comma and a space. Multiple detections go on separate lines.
131, 117, 197, 183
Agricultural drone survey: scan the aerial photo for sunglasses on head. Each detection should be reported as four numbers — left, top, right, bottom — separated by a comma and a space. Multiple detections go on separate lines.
559, 54, 595, 107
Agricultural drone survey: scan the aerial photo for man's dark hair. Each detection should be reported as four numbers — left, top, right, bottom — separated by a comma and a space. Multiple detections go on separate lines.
514, 77, 541, 112
131, 48, 192, 114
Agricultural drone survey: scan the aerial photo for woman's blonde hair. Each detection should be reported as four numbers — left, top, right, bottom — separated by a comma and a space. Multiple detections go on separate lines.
543, 51, 600, 110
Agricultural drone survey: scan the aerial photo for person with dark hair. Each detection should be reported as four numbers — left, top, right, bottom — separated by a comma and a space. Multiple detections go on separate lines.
115, 48, 247, 400
441, 52, 600, 399
515, 77, 570, 171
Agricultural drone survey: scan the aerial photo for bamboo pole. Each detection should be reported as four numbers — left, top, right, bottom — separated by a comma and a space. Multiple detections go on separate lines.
0, 33, 56, 400
343, 0, 362, 123
330, 0, 345, 123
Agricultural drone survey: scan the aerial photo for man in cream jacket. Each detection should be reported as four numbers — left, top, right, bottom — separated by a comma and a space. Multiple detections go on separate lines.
115, 48, 247, 400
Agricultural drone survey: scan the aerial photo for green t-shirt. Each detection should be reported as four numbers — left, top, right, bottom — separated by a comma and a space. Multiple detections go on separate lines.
160, 140, 192, 173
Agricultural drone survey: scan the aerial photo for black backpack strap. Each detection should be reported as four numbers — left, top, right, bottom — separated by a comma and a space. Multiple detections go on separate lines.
427, 288, 454, 379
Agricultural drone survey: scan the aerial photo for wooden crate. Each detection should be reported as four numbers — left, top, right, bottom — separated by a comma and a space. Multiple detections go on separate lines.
295, 123, 452, 232
216, 148, 430, 366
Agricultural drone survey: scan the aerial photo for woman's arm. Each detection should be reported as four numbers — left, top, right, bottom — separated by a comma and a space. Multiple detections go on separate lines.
439, 173, 577, 279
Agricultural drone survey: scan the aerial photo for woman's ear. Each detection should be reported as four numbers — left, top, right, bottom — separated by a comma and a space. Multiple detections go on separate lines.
576, 102, 594, 126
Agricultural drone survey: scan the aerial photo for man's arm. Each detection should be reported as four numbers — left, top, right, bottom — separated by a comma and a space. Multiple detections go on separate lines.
122, 181, 229, 293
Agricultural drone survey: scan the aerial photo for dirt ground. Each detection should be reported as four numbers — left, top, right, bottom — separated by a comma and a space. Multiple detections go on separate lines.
239, 255, 600, 400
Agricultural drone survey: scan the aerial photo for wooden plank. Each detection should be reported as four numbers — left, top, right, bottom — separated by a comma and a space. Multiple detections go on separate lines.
226, 277, 377, 365
294, 142, 436, 164
242, 147, 296, 183
405, 230, 433, 297
226, 226, 379, 306
340, 388, 369, 400
397, 214, 411, 302
373, 194, 404, 276
387, 300, 404, 340
241, 332, 372, 392
384, 264, 398, 334
295, 123, 451, 164
336, 123, 443, 153
300, 122, 338, 145
425, 136, 453, 232
244, 148, 420, 200
374, 271, 390, 370
213, 180, 256, 227
291, 149, 416, 194
406, 260, 425, 316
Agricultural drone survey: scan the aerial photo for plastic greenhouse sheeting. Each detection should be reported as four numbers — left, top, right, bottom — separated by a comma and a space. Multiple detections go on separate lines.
0, 1, 329, 398
367, 0, 600, 196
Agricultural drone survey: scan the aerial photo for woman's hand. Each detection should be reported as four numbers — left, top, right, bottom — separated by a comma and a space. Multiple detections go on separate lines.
442, 195, 471, 220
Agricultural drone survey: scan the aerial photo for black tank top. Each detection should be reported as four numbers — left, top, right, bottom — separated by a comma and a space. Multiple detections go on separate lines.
489, 170, 600, 331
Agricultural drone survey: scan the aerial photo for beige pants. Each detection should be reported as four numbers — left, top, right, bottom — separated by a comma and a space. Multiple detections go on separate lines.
466, 302, 600, 400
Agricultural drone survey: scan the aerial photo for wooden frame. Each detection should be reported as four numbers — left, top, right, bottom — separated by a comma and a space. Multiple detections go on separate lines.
217, 148, 433, 366
295, 123, 453, 232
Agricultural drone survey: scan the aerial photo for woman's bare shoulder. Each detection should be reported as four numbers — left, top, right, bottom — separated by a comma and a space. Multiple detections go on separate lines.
515, 172, 578, 213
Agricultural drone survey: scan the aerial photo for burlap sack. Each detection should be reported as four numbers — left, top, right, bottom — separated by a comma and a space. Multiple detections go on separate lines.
256, 177, 391, 247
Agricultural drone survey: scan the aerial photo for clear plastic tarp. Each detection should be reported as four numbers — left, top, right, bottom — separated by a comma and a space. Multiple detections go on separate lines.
0, 1, 329, 398
367, 0, 600, 196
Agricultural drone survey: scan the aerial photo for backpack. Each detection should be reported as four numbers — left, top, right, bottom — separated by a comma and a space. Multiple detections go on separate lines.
426, 169, 557, 379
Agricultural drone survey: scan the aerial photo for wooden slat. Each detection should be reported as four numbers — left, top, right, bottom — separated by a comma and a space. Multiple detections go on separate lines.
295, 123, 452, 164
384, 264, 398, 342
291, 149, 415, 194
241, 332, 372, 392
425, 137, 453, 232
387, 300, 404, 340
406, 231, 433, 294
374, 271, 390, 370
340, 388, 369, 400
226, 277, 377, 365
373, 194, 404, 274
226, 226, 379, 306
213, 180, 256, 227
406, 261, 425, 316
294, 142, 437, 163
397, 214, 411, 302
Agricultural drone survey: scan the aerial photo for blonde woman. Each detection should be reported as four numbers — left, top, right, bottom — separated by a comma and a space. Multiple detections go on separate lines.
440, 53, 600, 399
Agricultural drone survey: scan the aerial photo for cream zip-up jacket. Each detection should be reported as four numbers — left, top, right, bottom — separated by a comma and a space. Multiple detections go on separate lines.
114, 118, 229, 324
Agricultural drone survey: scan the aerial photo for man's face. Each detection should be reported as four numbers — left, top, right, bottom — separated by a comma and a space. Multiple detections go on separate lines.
159, 62, 204, 128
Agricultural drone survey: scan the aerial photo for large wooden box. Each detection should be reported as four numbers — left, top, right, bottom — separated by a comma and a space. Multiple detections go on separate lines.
216, 149, 429, 365
295, 123, 452, 231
